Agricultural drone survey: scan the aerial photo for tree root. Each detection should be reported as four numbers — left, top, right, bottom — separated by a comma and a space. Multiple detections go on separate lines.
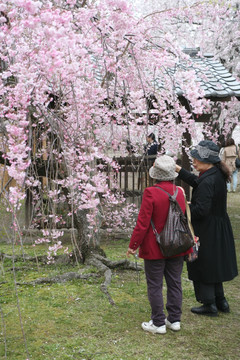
86, 253, 143, 306
85, 253, 115, 305
2, 250, 142, 306
93, 254, 143, 271
17, 271, 100, 285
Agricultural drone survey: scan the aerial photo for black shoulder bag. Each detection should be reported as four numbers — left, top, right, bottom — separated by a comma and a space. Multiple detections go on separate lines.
151, 186, 194, 257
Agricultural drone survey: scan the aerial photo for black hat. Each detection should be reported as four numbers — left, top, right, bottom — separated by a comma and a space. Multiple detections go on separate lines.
190, 140, 220, 164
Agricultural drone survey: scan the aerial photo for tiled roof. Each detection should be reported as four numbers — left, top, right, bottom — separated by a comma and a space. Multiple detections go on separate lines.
92, 49, 240, 102
177, 49, 240, 101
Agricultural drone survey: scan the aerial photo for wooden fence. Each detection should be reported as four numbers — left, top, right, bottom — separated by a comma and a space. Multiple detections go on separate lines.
98, 155, 183, 205
113, 155, 156, 198
98, 155, 158, 202
1, 155, 183, 227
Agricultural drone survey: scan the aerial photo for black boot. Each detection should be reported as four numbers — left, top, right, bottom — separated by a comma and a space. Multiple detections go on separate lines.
216, 298, 230, 313
191, 304, 218, 317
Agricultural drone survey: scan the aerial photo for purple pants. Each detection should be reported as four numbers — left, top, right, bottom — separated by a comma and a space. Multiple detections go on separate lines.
144, 256, 184, 327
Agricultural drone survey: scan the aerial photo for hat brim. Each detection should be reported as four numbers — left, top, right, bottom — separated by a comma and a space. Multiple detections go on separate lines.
149, 166, 178, 181
190, 149, 203, 162
190, 149, 220, 164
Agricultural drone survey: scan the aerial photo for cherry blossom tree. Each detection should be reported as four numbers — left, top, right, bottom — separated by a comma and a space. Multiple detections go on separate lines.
130, 0, 240, 141
0, 0, 239, 271
1, 4, 239, 358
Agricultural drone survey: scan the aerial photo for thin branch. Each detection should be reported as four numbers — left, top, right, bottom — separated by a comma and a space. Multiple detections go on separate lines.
139, 1, 208, 22
0, 304, 7, 359
11, 223, 30, 359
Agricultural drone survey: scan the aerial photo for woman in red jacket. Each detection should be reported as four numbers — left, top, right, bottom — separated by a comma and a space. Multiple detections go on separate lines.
126, 155, 192, 334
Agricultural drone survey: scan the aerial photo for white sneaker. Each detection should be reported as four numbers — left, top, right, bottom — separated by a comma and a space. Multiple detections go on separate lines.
141, 320, 166, 334
165, 319, 181, 331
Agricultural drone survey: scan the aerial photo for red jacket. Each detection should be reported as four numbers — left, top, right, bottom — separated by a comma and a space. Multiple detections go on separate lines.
129, 181, 192, 259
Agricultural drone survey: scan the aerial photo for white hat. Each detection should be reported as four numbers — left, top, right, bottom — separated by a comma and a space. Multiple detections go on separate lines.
149, 155, 178, 181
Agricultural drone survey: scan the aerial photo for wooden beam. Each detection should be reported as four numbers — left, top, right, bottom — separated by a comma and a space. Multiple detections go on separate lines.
181, 130, 191, 201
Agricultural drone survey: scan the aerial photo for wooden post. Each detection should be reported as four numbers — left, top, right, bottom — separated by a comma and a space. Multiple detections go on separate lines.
181, 130, 191, 201
178, 96, 193, 201
124, 157, 128, 195
132, 164, 135, 201
25, 188, 33, 228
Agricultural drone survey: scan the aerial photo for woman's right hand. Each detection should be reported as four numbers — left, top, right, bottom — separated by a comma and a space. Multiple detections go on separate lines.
176, 164, 182, 173
126, 248, 137, 257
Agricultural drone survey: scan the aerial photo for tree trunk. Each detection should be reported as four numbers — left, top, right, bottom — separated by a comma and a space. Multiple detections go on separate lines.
73, 207, 103, 263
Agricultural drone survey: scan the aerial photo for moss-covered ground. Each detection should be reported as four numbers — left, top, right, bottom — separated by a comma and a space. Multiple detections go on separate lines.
0, 191, 239, 360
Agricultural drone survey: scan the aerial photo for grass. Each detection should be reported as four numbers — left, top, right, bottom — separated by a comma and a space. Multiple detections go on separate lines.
0, 192, 240, 360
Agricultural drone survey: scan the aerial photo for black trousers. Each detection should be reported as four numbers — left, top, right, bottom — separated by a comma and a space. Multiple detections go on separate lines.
193, 281, 225, 305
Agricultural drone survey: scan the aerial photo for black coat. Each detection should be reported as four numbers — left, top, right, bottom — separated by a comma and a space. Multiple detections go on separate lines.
144, 141, 158, 155
178, 167, 238, 283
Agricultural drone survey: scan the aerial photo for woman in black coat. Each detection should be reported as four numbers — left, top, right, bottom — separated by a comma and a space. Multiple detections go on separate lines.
176, 140, 238, 316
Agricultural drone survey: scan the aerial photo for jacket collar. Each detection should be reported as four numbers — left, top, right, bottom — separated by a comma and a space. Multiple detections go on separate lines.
196, 166, 217, 183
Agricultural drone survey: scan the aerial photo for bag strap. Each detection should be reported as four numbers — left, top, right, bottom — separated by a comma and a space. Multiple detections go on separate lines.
236, 145, 239, 158
151, 185, 178, 232
154, 185, 178, 200
150, 219, 157, 234
178, 187, 195, 240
